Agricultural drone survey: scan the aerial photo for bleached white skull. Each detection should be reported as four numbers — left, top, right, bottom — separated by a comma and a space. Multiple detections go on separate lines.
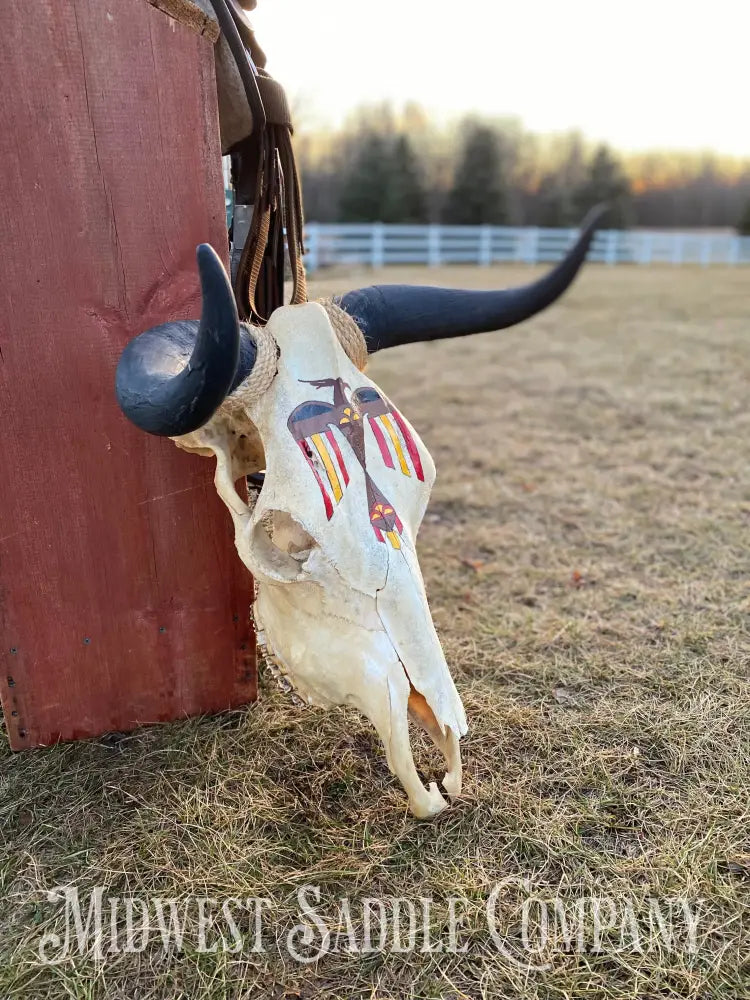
116, 216, 602, 816
186, 303, 466, 817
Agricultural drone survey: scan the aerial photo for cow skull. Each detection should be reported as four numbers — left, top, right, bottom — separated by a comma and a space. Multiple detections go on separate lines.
115, 207, 604, 817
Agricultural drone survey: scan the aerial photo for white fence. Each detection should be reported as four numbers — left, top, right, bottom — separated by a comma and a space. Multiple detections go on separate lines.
304, 223, 750, 271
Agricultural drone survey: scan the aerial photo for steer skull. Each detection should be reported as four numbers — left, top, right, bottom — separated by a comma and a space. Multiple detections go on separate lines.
115, 207, 604, 817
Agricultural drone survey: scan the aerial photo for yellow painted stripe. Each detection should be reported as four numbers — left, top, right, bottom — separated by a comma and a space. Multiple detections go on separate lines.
380, 415, 410, 476
386, 530, 401, 550
311, 434, 342, 502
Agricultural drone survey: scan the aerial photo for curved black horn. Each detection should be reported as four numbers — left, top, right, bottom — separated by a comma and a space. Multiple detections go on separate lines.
115, 244, 255, 436
336, 204, 609, 352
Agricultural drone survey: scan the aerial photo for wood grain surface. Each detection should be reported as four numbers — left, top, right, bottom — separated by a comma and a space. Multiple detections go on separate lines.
0, 0, 256, 750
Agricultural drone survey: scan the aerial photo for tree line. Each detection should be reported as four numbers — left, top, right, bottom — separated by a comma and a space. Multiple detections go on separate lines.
294, 104, 750, 231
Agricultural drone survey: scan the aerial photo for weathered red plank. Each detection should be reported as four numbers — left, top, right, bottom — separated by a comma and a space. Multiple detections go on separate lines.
0, 0, 256, 750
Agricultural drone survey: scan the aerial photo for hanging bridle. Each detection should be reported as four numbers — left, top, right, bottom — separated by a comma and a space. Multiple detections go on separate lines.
207, 0, 306, 324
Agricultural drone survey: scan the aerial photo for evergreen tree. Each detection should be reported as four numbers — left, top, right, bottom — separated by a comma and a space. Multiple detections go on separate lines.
531, 131, 586, 226
536, 173, 580, 227
337, 131, 392, 222
382, 135, 428, 223
306, 102, 750, 229
442, 124, 508, 225
575, 144, 632, 228
737, 198, 750, 235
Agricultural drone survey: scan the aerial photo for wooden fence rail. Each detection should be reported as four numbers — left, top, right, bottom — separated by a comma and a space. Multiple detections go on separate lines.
302, 223, 750, 271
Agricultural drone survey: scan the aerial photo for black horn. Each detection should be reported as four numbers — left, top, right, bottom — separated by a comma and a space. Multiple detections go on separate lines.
115, 244, 256, 436
336, 204, 609, 353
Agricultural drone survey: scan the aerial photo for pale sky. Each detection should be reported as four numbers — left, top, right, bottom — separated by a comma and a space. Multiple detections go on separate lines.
251, 0, 749, 156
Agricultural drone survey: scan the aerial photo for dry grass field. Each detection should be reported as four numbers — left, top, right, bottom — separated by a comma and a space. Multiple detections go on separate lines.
1, 265, 748, 999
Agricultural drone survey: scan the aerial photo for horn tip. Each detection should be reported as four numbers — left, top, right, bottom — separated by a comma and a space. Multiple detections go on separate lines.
196, 241, 216, 258
194, 243, 237, 328
196, 242, 224, 272
583, 202, 611, 231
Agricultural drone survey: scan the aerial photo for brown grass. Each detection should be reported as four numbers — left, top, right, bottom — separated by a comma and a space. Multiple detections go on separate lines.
1, 265, 748, 999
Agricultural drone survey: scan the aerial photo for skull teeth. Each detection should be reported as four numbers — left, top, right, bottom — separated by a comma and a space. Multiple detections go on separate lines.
254, 632, 307, 707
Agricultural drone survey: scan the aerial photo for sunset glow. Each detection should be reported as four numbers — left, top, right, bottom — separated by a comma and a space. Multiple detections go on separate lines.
252, 0, 748, 155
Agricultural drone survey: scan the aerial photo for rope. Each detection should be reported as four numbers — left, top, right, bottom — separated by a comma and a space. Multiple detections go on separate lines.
319, 301, 369, 372
225, 323, 279, 409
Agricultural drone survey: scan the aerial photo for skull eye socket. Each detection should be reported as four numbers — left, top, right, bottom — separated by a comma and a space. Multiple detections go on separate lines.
270, 510, 316, 558
248, 510, 318, 583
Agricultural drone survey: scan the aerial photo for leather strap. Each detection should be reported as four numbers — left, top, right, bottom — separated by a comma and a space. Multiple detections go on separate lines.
207, 0, 306, 323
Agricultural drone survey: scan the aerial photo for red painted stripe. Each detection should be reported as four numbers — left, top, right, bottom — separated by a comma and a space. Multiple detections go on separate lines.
325, 429, 350, 486
394, 513, 403, 533
373, 526, 384, 543
298, 440, 333, 519
369, 416, 394, 468
392, 409, 424, 481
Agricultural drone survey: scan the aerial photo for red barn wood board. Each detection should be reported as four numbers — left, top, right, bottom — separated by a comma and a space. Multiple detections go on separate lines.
0, 0, 256, 751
